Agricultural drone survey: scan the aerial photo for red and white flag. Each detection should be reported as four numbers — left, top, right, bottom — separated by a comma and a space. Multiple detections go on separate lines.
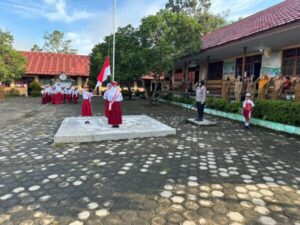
96, 57, 111, 87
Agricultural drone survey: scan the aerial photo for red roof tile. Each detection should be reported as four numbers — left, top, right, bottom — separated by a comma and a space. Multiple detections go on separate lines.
202, 0, 300, 50
22, 51, 90, 77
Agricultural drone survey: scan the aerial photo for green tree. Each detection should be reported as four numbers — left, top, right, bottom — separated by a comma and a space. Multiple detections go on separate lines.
42, 30, 77, 54
90, 25, 144, 99
165, 0, 227, 33
0, 29, 27, 82
139, 10, 203, 101
31, 44, 43, 52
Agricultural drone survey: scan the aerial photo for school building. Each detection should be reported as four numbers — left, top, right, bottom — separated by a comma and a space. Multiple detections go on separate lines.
3, 51, 90, 96
170, 0, 300, 94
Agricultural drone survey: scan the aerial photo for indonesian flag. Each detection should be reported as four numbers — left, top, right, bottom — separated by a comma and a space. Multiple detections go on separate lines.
96, 57, 111, 87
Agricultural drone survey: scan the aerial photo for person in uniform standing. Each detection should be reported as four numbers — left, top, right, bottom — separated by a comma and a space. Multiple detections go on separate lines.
195, 80, 207, 121
107, 81, 123, 128
234, 76, 243, 101
221, 76, 231, 101
294, 77, 300, 102
270, 75, 284, 100
103, 83, 112, 118
72, 86, 79, 104
41, 87, 47, 104
81, 85, 93, 117
54, 83, 63, 105
243, 93, 255, 129
51, 85, 55, 104
258, 75, 270, 100
246, 75, 258, 98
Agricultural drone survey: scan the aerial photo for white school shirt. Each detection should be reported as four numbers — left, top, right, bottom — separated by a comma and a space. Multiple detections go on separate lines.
73, 89, 79, 96
82, 89, 93, 100
107, 87, 123, 102
243, 99, 255, 109
55, 85, 62, 93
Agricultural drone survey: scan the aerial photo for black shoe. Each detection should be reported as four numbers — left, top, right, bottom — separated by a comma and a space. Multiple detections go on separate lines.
85, 121, 90, 124
112, 125, 119, 128
196, 119, 203, 122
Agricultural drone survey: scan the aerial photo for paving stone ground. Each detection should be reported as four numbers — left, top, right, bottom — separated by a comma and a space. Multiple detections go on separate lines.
0, 97, 300, 225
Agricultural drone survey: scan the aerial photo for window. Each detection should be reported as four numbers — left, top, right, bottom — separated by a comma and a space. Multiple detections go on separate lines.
282, 48, 300, 76
188, 71, 195, 82
208, 61, 223, 80
174, 69, 184, 81
236, 55, 262, 77
14, 80, 26, 87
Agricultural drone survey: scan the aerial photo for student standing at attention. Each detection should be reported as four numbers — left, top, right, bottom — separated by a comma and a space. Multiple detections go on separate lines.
195, 80, 207, 121
243, 93, 255, 129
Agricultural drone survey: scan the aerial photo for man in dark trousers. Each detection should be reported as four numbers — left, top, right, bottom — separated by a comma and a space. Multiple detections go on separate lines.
195, 80, 207, 121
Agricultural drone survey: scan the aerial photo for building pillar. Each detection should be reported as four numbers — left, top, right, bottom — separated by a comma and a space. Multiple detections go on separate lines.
34, 76, 39, 83
184, 61, 188, 91
133, 81, 138, 91
171, 67, 175, 91
205, 56, 210, 84
78, 77, 82, 89
242, 47, 247, 79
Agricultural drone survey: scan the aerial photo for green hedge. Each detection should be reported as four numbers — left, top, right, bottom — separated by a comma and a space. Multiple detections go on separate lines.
162, 93, 195, 105
162, 94, 300, 126
253, 100, 300, 126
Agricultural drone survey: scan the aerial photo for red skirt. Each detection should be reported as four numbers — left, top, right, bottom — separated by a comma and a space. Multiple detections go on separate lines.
66, 94, 71, 103
108, 102, 122, 125
42, 95, 47, 104
55, 93, 62, 104
73, 95, 79, 104
82, 99, 92, 117
51, 94, 55, 104
243, 109, 252, 122
105, 100, 109, 118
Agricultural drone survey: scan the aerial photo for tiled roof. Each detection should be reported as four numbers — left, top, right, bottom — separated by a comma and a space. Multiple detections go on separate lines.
22, 51, 90, 77
202, 0, 300, 50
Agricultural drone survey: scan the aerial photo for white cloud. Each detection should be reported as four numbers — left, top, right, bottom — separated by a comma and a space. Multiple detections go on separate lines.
65, 0, 165, 54
210, 0, 283, 20
0, 0, 93, 23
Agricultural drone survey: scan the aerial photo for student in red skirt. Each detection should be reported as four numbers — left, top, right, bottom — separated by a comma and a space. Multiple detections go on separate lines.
103, 83, 112, 118
41, 88, 47, 104
81, 86, 93, 117
72, 87, 79, 104
51, 86, 55, 104
107, 81, 123, 128
54, 83, 63, 105
243, 93, 255, 129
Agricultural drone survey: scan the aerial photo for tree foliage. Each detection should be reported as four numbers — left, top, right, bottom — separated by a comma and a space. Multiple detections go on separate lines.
165, 0, 227, 33
42, 30, 77, 54
0, 29, 27, 82
31, 44, 43, 52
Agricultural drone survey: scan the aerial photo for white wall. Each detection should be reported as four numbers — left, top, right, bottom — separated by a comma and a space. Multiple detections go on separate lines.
260, 50, 282, 76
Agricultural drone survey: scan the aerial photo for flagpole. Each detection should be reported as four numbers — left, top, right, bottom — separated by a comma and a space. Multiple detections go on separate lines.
112, 0, 116, 82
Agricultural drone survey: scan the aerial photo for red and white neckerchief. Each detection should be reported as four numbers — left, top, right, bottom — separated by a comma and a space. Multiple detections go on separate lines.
109, 89, 120, 111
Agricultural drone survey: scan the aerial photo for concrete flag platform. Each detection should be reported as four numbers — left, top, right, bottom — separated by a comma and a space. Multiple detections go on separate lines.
54, 115, 176, 144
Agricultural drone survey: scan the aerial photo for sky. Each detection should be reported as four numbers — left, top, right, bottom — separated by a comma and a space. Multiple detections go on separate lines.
0, 0, 284, 55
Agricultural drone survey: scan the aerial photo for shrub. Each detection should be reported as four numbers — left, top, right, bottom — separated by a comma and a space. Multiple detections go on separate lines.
164, 95, 300, 126
7, 88, 20, 96
30, 80, 41, 92
253, 100, 300, 126
135, 90, 144, 97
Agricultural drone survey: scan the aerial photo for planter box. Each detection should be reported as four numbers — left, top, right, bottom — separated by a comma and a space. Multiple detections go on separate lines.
159, 99, 300, 135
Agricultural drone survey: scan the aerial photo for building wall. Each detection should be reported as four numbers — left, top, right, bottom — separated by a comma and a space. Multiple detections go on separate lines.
261, 50, 282, 76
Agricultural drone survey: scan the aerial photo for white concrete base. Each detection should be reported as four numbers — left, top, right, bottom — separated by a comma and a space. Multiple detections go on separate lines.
54, 115, 176, 144
187, 118, 217, 126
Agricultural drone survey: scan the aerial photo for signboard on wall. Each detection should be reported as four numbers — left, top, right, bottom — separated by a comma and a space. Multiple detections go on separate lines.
223, 61, 235, 76
260, 67, 281, 77
261, 50, 282, 76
